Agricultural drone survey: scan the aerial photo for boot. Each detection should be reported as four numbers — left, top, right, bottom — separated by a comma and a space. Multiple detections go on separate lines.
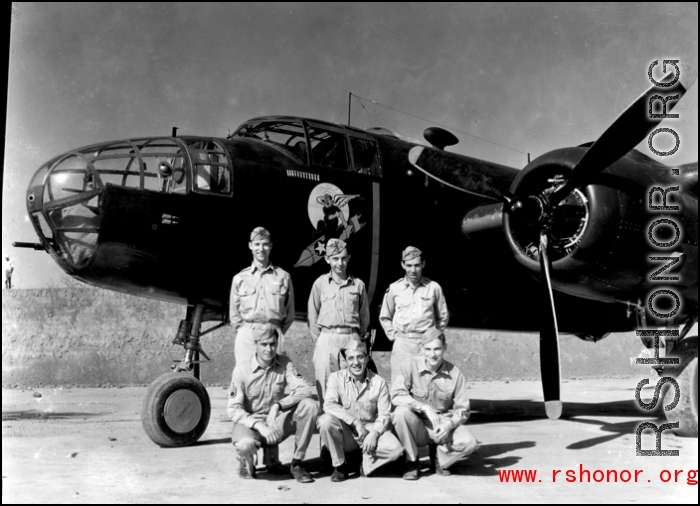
331, 463, 348, 482
290, 459, 314, 483
402, 458, 420, 480
429, 444, 451, 476
237, 453, 256, 480
346, 448, 363, 476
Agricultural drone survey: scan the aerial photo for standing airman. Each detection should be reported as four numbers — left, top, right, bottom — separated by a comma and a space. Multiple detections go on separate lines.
391, 328, 478, 480
379, 246, 449, 383
318, 339, 403, 481
228, 329, 319, 483
308, 238, 370, 405
230, 227, 295, 365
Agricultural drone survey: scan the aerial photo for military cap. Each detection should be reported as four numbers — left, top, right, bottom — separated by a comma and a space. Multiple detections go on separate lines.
343, 338, 368, 356
250, 227, 271, 241
402, 246, 422, 262
325, 238, 347, 257
253, 327, 279, 343
420, 327, 445, 346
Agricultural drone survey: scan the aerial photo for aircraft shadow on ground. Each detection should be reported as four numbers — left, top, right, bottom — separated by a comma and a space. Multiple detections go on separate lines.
278, 440, 538, 480
470, 398, 665, 422
564, 419, 642, 450
457, 441, 536, 476
470, 398, 669, 451
190, 437, 232, 447
1, 410, 105, 421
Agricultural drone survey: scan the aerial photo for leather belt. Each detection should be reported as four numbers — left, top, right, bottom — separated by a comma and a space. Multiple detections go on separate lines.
322, 327, 357, 334
242, 320, 280, 328
398, 331, 425, 339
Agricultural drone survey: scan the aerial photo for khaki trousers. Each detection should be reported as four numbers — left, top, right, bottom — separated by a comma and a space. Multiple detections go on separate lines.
313, 330, 360, 405
390, 336, 423, 384
317, 414, 403, 475
232, 398, 320, 462
392, 405, 478, 469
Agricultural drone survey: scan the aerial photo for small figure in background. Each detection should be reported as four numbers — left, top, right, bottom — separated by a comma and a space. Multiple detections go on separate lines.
5, 256, 14, 289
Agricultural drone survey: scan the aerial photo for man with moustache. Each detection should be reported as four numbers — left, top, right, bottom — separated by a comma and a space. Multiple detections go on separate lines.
308, 238, 370, 405
380, 246, 449, 383
392, 328, 478, 480
318, 339, 403, 482
228, 329, 319, 483
230, 227, 295, 365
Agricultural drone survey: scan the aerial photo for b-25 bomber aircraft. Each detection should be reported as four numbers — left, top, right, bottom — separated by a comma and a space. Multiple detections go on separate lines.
15, 64, 698, 446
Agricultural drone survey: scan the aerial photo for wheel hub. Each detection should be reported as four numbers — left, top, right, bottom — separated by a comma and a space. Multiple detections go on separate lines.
163, 390, 202, 434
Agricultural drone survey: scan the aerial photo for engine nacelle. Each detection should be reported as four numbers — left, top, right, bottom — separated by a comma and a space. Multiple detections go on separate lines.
503, 147, 698, 309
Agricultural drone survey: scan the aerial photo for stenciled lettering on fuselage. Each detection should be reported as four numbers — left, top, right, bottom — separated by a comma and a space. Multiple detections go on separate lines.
294, 183, 366, 267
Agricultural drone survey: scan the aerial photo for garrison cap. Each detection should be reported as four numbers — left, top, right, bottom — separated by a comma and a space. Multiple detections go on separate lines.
325, 238, 347, 257
250, 227, 271, 241
420, 327, 445, 346
402, 246, 422, 262
254, 327, 279, 343
343, 338, 368, 356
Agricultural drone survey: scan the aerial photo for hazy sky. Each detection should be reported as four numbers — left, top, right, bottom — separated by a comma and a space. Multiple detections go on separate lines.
3, 2, 698, 288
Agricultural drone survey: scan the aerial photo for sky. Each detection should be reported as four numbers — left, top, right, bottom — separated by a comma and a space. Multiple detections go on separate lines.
2, 2, 698, 288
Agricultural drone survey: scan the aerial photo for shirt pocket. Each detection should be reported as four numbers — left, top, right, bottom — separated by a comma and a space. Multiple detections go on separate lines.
341, 397, 353, 410
420, 295, 434, 308
266, 280, 286, 314
246, 382, 263, 398
360, 400, 378, 421
435, 389, 452, 412
319, 291, 336, 319
344, 287, 360, 313
238, 283, 257, 313
412, 387, 428, 402
272, 377, 286, 398
395, 295, 412, 318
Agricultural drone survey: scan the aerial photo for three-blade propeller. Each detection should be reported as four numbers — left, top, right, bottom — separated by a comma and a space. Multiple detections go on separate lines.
411, 63, 696, 419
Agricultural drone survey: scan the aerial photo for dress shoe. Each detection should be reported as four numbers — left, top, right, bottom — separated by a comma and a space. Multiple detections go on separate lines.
402, 459, 420, 481
429, 444, 452, 476
331, 463, 348, 482
238, 454, 256, 480
290, 460, 315, 483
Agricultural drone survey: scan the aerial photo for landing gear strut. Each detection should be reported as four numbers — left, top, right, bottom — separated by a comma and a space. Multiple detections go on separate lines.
141, 304, 221, 447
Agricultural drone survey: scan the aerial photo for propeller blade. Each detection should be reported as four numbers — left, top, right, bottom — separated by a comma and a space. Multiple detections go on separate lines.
550, 62, 697, 206
462, 203, 503, 236
408, 146, 517, 202
538, 232, 563, 419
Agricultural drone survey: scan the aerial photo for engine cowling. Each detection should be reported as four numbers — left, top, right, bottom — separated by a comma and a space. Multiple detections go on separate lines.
503, 147, 697, 309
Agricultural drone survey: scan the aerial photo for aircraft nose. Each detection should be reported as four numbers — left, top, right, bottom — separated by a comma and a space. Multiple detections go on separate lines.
26, 154, 103, 272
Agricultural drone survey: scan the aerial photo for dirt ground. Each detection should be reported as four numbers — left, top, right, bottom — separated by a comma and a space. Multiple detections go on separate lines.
2, 379, 697, 504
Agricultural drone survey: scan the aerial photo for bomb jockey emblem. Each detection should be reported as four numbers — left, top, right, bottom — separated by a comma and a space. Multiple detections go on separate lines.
295, 183, 365, 267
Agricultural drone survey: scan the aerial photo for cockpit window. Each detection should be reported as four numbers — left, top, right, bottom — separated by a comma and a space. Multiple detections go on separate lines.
184, 140, 232, 195
349, 137, 380, 175
233, 119, 308, 164
307, 127, 349, 170
306, 123, 381, 176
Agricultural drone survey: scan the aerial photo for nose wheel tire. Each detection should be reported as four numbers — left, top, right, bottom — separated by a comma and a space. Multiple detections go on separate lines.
662, 336, 698, 437
141, 372, 211, 447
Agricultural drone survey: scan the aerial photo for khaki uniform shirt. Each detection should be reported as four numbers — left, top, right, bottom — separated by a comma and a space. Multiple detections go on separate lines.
227, 354, 314, 427
324, 369, 391, 434
308, 272, 369, 339
391, 357, 470, 427
230, 263, 295, 333
379, 276, 448, 342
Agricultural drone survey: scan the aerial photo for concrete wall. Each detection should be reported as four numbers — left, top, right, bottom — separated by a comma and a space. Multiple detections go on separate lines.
2, 288, 646, 387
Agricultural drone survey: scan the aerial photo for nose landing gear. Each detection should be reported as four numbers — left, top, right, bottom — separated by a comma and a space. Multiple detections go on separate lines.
141, 304, 223, 447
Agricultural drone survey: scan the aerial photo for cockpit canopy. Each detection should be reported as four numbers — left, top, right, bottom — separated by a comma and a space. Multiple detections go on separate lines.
233, 116, 381, 176
26, 137, 233, 270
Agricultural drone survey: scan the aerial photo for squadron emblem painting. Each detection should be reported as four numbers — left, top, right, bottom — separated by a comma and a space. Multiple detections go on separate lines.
3, 4, 698, 499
